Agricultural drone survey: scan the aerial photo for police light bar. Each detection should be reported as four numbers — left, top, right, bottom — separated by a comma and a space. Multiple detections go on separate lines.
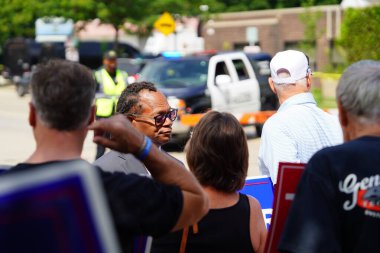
161, 51, 182, 58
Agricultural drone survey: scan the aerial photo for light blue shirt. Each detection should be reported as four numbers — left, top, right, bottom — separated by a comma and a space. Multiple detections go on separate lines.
258, 93, 343, 184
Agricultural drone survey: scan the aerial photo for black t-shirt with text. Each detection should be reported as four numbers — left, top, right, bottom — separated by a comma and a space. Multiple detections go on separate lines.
279, 136, 380, 253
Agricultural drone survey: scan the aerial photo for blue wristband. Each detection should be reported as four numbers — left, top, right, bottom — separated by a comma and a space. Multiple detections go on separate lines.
137, 136, 152, 161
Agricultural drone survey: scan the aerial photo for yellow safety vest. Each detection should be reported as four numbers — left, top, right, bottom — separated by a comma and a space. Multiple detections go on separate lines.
95, 69, 128, 117
95, 97, 118, 117
95, 69, 127, 96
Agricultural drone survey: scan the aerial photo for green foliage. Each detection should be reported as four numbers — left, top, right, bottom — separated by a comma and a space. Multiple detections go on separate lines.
36, 0, 96, 20
219, 0, 270, 11
250, 0, 271, 10
277, 0, 302, 8
95, 0, 152, 27
277, 0, 340, 7
204, 0, 341, 12
339, 6, 380, 64
0, 0, 97, 45
316, 0, 340, 4
0, 0, 37, 43
298, 0, 322, 58
0, 0, 343, 48
311, 87, 337, 108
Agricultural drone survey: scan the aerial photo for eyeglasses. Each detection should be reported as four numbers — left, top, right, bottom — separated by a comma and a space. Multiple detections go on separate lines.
126, 108, 178, 127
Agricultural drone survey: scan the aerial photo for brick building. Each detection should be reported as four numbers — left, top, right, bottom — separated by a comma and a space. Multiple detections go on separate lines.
202, 5, 343, 71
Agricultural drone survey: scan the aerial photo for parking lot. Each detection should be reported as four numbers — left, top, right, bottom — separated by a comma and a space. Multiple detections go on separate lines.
0, 84, 261, 176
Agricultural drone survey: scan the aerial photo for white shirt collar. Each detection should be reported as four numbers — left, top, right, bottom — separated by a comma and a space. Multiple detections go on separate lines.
278, 92, 316, 112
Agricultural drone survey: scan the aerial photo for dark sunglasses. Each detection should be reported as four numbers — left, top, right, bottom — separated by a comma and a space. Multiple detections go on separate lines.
126, 108, 178, 127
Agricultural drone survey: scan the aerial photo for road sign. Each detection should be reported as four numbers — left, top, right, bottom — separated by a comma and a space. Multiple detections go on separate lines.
154, 12, 176, 36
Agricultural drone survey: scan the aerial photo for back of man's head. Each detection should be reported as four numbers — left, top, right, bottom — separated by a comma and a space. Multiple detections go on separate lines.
31, 60, 96, 131
337, 60, 380, 124
116, 81, 157, 114
270, 50, 311, 85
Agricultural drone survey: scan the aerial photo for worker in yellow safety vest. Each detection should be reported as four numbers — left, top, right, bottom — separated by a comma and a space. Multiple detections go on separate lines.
95, 50, 128, 159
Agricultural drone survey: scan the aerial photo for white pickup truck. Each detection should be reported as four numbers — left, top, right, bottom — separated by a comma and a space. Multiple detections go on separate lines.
138, 51, 277, 142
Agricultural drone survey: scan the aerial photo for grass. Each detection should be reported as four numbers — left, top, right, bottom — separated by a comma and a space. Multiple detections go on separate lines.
311, 87, 337, 109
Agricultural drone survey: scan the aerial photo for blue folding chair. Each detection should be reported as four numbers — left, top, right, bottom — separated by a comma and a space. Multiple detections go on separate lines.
240, 176, 274, 229
0, 160, 121, 253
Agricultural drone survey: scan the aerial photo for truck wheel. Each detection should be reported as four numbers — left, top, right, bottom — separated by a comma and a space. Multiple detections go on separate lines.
255, 124, 263, 137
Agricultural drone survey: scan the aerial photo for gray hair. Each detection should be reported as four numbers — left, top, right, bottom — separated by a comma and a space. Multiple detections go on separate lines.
336, 60, 380, 124
274, 77, 307, 91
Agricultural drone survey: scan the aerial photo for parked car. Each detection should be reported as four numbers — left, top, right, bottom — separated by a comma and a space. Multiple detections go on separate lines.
117, 58, 152, 84
3, 38, 34, 79
2, 38, 41, 97
2, 38, 142, 97
138, 51, 274, 141
78, 41, 141, 70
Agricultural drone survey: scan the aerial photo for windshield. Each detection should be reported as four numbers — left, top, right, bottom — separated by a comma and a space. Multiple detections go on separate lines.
118, 60, 146, 75
250, 59, 271, 77
139, 58, 208, 89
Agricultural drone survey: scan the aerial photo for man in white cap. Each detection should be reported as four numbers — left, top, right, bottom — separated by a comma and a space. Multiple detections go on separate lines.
258, 50, 342, 184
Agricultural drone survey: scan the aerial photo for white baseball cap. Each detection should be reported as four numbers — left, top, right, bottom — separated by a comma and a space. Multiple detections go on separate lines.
270, 50, 311, 84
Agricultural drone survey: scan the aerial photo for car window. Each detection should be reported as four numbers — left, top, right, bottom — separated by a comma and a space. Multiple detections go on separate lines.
117, 59, 146, 75
118, 62, 140, 75
232, 59, 249, 80
139, 58, 208, 88
215, 61, 229, 78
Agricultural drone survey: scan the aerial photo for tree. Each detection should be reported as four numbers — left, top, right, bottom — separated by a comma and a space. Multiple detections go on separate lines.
0, 0, 37, 44
276, 0, 340, 7
94, 0, 153, 50
339, 6, 380, 64
0, 0, 221, 50
90, 0, 224, 50
298, 0, 322, 62
0, 0, 344, 49
0, 0, 96, 46
33, 0, 96, 20
250, 0, 271, 10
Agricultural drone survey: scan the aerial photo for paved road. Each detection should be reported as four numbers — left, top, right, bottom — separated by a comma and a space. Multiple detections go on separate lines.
0, 85, 261, 176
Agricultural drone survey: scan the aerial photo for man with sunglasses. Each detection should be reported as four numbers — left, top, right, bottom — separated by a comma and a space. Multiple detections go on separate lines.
94, 81, 179, 175
7, 60, 208, 252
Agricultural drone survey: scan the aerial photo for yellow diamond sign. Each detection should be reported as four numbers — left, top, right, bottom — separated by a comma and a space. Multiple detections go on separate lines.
154, 12, 176, 36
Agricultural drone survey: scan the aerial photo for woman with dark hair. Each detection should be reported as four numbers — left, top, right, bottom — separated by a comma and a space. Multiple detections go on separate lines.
152, 111, 267, 253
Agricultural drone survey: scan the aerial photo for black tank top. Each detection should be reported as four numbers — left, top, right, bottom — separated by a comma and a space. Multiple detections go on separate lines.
152, 193, 255, 253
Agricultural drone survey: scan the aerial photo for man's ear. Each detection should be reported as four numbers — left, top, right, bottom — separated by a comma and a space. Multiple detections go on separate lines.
268, 77, 277, 94
337, 99, 348, 127
28, 102, 36, 127
337, 99, 351, 142
306, 73, 312, 90
88, 105, 96, 125
129, 116, 137, 127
